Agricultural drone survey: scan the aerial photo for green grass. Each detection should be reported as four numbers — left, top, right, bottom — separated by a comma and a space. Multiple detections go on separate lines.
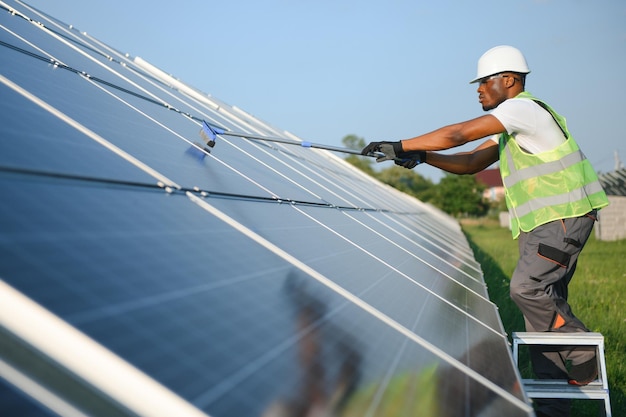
461, 219, 626, 417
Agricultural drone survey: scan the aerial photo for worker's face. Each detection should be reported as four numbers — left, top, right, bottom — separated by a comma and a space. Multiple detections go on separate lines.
477, 74, 508, 111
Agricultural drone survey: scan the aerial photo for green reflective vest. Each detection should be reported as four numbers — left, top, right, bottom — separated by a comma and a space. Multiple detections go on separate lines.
499, 92, 609, 239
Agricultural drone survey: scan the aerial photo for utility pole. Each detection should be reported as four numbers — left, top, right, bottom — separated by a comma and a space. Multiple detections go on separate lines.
615, 150, 623, 171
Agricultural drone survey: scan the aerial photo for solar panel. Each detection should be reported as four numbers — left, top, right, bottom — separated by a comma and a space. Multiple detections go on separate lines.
0, 1, 533, 416
599, 167, 626, 196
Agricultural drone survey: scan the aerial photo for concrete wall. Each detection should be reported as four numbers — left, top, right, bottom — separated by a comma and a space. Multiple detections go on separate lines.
596, 195, 626, 241
499, 211, 510, 229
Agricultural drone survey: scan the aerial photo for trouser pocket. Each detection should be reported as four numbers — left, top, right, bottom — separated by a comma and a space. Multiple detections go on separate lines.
537, 243, 571, 268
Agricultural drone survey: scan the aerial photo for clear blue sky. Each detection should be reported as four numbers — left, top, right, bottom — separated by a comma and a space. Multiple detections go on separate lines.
24, 0, 626, 182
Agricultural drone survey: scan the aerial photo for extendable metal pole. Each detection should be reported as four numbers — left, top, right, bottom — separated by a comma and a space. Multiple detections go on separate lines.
200, 120, 383, 158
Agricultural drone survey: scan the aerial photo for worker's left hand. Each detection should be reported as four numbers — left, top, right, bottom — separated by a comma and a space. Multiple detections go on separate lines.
361, 141, 404, 162
395, 151, 426, 169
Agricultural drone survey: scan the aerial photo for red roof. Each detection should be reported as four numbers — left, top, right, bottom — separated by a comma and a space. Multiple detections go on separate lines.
475, 168, 503, 187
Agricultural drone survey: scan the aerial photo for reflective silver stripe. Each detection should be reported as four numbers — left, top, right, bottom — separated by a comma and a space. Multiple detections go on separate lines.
503, 147, 586, 189
503, 144, 515, 186
513, 181, 605, 218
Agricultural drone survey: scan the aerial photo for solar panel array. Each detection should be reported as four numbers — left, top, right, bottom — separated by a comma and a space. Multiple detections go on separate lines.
0, 1, 532, 416
599, 167, 626, 196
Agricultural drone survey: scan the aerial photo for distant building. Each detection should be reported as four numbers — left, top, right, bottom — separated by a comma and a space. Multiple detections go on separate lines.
596, 168, 626, 241
475, 168, 504, 202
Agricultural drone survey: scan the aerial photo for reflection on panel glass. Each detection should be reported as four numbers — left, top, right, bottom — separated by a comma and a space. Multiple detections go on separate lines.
0, 1, 532, 416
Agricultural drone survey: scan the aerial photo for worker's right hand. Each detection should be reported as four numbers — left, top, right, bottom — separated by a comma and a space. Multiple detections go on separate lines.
361, 141, 404, 162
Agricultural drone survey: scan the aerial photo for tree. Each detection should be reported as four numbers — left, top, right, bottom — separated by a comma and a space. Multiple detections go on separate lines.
430, 173, 489, 217
341, 134, 437, 202
342, 134, 376, 175
376, 165, 434, 200
344, 155, 376, 176
341, 134, 366, 151
341, 134, 488, 217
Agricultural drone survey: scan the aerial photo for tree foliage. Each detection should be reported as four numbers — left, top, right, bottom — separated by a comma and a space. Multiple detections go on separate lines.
430, 173, 489, 217
344, 154, 376, 176
341, 134, 366, 151
375, 166, 434, 200
341, 134, 490, 218
342, 135, 376, 175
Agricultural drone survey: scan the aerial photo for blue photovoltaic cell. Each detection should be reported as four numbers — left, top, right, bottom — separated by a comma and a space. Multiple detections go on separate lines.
0, 2, 532, 417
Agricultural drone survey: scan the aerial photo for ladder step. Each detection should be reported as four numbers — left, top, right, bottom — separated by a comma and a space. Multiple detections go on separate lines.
513, 331, 604, 345
523, 380, 609, 400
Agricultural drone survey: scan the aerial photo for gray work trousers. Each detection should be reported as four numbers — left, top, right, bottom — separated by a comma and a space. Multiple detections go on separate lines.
510, 211, 597, 417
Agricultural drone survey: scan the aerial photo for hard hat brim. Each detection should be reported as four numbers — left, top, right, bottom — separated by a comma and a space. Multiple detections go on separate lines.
469, 70, 530, 84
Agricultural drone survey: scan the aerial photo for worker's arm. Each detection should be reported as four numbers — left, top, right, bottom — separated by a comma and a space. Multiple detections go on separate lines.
362, 114, 505, 172
400, 114, 506, 151
424, 139, 499, 174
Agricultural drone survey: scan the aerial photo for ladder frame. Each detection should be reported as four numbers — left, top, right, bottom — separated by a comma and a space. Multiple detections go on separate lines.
512, 332, 611, 417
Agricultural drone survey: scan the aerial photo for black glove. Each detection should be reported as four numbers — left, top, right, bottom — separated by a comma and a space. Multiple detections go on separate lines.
394, 151, 427, 169
360, 141, 404, 162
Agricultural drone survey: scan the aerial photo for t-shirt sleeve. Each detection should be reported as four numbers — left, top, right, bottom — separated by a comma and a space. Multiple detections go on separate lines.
490, 98, 536, 136
489, 97, 566, 154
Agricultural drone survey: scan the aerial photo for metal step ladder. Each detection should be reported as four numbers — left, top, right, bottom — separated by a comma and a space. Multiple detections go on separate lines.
512, 332, 612, 417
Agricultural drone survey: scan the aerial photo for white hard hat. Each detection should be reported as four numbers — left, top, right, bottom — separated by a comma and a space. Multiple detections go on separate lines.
470, 45, 530, 83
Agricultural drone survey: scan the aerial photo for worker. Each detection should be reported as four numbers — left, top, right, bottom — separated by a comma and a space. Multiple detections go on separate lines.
361, 45, 609, 417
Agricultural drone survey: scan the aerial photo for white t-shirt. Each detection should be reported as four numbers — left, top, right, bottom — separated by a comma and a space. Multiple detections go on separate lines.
489, 97, 566, 154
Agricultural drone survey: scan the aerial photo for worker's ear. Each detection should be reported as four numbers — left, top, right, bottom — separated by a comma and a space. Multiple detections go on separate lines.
505, 74, 517, 88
